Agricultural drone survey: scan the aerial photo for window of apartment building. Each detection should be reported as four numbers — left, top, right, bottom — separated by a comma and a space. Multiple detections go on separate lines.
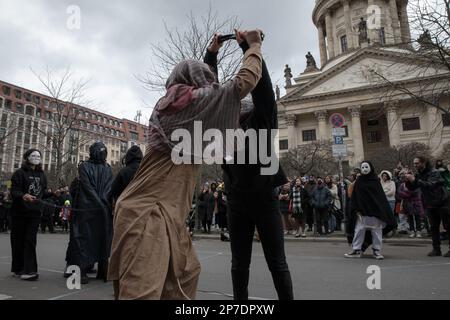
367, 131, 382, 143
341, 35, 348, 53
32, 134, 37, 143
16, 131, 23, 143
302, 129, 317, 142
129, 123, 137, 131
24, 133, 31, 144
14, 90, 22, 99
5, 99, 12, 110
26, 105, 34, 116
24, 92, 32, 102
442, 113, 450, 127
130, 132, 138, 141
279, 139, 289, 150
0, 97, 3, 108
45, 111, 52, 120
33, 95, 40, 105
16, 103, 24, 114
1, 114, 7, 127
18, 118, 24, 128
26, 119, 32, 131
379, 27, 386, 45
36, 108, 42, 118
50, 101, 57, 110
402, 117, 421, 131
43, 99, 50, 108
2, 85, 11, 96
33, 121, 39, 129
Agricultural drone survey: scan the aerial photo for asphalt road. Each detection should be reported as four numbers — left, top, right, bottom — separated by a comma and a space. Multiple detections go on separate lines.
0, 232, 449, 300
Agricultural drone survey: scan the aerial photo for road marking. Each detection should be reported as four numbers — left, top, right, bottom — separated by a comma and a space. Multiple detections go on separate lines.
199, 252, 223, 261
0, 256, 11, 259
47, 284, 110, 300
381, 262, 450, 270
0, 294, 13, 300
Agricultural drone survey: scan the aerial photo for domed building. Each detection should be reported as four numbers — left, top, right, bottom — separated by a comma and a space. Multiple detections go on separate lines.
277, 0, 450, 168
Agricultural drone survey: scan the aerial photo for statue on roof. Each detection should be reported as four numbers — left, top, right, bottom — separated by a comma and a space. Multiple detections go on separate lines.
284, 64, 293, 87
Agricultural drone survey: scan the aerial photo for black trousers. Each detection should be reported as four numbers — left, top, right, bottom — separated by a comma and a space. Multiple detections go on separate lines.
304, 205, 314, 228
10, 215, 40, 274
428, 206, 450, 249
315, 208, 329, 234
227, 189, 293, 300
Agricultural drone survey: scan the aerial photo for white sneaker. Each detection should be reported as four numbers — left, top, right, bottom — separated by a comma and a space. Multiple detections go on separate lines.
301, 233, 307, 238
283, 231, 289, 235
20, 273, 39, 281
416, 232, 422, 238
373, 250, 384, 260
409, 232, 416, 238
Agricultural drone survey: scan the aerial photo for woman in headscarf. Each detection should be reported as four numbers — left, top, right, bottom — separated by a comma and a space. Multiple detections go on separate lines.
108, 30, 264, 300
345, 161, 397, 260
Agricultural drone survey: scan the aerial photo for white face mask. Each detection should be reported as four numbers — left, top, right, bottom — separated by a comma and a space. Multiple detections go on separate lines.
361, 162, 371, 175
28, 151, 41, 166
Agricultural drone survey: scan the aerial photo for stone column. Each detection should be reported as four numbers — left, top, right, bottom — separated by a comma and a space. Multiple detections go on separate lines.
385, 102, 401, 147
318, 22, 328, 67
314, 110, 328, 141
285, 114, 298, 149
325, 10, 335, 59
389, 0, 402, 44
348, 106, 365, 164
399, 0, 412, 46
343, 0, 355, 50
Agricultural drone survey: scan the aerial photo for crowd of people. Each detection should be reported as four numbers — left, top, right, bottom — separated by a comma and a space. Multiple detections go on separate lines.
2, 28, 449, 301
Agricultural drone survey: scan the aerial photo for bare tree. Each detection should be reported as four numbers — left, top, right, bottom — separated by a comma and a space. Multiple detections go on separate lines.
0, 112, 20, 180
280, 141, 338, 177
370, 142, 432, 171
140, 5, 242, 91
367, 0, 450, 113
32, 67, 94, 186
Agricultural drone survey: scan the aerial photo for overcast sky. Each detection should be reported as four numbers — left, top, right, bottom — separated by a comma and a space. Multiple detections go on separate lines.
0, 0, 318, 123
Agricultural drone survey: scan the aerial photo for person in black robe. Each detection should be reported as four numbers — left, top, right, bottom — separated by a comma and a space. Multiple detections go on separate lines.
204, 30, 293, 300
70, 142, 113, 283
345, 161, 397, 260
109, 145, 143, 206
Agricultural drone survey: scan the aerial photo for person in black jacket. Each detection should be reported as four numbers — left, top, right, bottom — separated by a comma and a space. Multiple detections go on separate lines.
406, 156, 450, 257
10, 149, 50, 281
70, 142, 113, 283
205, 30, 293, 300
109, 145, 143, 206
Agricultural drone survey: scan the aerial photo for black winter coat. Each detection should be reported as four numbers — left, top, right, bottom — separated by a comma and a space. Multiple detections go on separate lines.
407, 162, 448, 209
109, 146, 143, 204
10, 165, 48, 218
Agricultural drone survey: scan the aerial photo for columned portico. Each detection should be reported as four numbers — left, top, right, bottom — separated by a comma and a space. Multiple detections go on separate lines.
348, 106, 365, 164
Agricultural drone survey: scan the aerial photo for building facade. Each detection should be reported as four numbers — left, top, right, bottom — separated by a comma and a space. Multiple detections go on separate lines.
0, 80, 148, 181
277, 0, 450, 168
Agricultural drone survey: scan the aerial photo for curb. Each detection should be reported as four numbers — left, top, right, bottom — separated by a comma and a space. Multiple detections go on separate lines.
192, 234, 432, 245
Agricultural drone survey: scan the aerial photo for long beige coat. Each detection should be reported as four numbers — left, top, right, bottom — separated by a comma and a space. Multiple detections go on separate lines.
108, 149, 201, 300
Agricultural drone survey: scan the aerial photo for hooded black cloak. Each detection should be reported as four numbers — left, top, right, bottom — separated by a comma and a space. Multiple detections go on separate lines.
71, 142, 113, 271
347, 161, 397, 244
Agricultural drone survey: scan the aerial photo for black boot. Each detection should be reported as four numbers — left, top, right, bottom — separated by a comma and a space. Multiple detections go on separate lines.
271, 271, 294, 300
428, 248, 442, 257
96, 260, 108, 282
231, 269, 249, 300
